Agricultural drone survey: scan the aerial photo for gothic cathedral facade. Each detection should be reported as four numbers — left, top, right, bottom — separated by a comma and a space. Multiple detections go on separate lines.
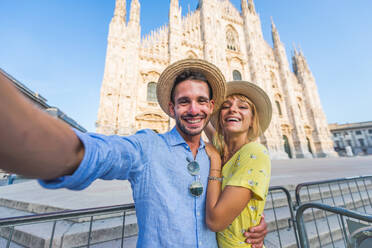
96, 0, 337, 159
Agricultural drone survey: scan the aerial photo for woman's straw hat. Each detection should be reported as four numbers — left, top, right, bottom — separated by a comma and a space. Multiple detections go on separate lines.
157, 59, 226, 117
211, 81, 272, 133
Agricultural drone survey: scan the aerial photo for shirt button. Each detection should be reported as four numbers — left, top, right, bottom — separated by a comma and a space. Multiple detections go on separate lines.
199, 241, 202, 246
197, 212, 200, 216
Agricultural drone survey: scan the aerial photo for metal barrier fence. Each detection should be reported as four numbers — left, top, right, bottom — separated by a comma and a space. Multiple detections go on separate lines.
1, 175, 371, 248
295, 176, 372, 213
264, 186, 300, 248
295, 176, 372, 248
0, 186, 300, 248
0, 204, 136, 248
296, 202, 372, 248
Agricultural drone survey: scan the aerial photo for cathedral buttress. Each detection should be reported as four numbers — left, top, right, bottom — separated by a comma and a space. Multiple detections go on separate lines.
272, 19, 313, 158
200, 0, 225, 69
241, 0, 264, 83
96, 0, 128, 134
292, 49, 338, 157
168, 0, 182, 63
115, 0, 141, 135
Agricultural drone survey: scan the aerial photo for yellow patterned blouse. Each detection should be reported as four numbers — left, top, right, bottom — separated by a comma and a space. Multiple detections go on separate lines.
216, 142, 271, 248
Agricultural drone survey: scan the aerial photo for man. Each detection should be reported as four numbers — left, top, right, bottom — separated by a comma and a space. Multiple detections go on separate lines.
0, 59, 266, 247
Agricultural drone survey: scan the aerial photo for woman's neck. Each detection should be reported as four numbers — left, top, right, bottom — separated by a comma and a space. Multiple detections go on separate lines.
223, 132, 248, 164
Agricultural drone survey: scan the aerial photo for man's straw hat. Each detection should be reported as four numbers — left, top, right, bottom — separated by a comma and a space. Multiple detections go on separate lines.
157, 59, 226, 117
211, 81, 272, 134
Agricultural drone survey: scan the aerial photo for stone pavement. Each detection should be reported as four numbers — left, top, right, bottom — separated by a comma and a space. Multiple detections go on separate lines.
270, 155, 372, 186
0, 156, 371, 213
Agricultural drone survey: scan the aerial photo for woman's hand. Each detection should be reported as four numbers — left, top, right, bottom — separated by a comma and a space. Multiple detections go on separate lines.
205, 143, 221, 171
204, 122, 216, 142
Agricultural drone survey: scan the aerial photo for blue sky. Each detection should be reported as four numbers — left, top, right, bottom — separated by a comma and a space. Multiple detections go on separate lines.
1, 0, 371, 132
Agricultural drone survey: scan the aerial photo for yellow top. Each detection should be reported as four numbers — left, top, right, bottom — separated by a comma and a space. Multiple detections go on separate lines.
216, 142, 271, 248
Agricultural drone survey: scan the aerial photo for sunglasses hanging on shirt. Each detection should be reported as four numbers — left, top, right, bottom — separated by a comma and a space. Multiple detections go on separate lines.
186, 157, 203, 197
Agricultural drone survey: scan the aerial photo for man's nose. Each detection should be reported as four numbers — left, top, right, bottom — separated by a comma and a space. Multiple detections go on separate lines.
188, 101, 200, 115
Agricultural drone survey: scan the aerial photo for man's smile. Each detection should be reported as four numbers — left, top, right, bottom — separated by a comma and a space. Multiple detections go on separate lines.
182, 115, 206, 126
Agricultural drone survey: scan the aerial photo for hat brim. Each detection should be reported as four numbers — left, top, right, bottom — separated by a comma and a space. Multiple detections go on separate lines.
157, 59, 226, 118
211, 81, 272, 134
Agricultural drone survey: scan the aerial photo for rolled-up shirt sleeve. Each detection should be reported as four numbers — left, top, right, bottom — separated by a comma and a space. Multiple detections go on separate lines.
38, 129, 151, 190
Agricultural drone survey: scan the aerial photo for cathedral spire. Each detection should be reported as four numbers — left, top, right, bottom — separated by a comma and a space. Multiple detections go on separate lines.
241, 0, 248, 13
169, 0, 182, 21
292, 43, 298, 56
168, 0, 182, 63
292, 46, 311, 76
248, 0, 256, 14
170, 0, 179, 8
300, 50, 310, 71
271, 17, 281, 47
129, 0, 140, 25
299, 46, 305, 57
113, 0, 126, 22
271, 16, 291, 78
241, 0, 256, 16
292, 44, 299, 75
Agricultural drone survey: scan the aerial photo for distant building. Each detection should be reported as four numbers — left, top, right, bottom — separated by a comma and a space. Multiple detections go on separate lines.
329, 121, 372, 156
0, 68, 86, 132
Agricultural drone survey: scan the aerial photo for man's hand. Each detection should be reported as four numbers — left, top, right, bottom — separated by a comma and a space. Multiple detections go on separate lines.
244, 214, 268, 248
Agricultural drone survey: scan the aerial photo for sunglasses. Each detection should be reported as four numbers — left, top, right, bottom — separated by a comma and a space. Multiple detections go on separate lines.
186, 157, 203, 197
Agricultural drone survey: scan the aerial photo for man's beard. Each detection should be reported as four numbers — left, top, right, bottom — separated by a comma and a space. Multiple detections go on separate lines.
175, 113, 209, 137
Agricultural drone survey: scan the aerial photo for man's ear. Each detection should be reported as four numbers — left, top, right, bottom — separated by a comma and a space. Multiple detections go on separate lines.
168, 102, 175, 118
209, 99, 215, 113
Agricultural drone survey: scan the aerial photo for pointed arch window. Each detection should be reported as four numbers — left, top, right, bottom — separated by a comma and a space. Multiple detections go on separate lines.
297, 97, 304, 118
283, 135, 292, 159
226, 26, 239, 51
233, 70, 242, 81
275, 101, 282, 116
306, 137, 313, 154
298, 104, 303, 118
147, 82, 157, 102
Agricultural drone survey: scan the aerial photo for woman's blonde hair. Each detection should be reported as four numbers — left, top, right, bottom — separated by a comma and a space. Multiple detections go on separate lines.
214, 94, 261, 157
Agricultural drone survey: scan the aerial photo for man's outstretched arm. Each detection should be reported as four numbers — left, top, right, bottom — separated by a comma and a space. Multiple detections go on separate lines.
0, 72, 84, 180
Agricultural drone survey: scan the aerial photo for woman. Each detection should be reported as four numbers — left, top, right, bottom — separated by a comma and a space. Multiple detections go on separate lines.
204, 80, 272, 247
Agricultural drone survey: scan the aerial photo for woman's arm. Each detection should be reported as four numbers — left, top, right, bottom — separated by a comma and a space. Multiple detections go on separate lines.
204, 144, 252, 232
207, 184, 252, 232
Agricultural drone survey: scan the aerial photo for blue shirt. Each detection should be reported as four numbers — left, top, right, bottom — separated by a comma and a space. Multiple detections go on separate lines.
39, 127, 218, 248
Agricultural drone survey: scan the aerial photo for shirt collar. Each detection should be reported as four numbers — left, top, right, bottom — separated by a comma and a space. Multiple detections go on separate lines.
167, 126, 206, 149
